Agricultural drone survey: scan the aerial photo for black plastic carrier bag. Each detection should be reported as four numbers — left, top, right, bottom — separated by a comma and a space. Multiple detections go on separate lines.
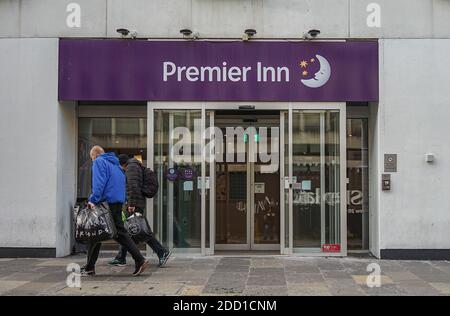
74, 203, 117, 244
124, 213, 152, 242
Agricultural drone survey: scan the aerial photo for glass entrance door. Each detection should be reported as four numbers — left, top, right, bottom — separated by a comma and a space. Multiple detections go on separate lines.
150, 104, 345, 256
214, 115, 281, 251
215, 160, 248, 248
285, 105, 347, 255
251, 163, 281, 250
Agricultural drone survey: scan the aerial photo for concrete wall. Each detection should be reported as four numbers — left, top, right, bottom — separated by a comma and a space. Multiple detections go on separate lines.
0, 38, 76, 256
56, 102, 77, 257
368, 102, 381, 257
378, 39, 450, 250
1, 0, 449, 39
0, 38, 59, 249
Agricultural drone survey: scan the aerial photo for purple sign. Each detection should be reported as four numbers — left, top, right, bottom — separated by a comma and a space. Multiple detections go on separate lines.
181, 168, 196, 181
59, 40, 378, 102
166, 168, 178, 182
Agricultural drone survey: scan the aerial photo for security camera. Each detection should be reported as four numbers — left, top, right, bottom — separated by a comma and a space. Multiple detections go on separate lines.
242, 29, 257, 41
245, 29, 257, 37
116, 28, 130, 37
180, 29, 193, 37
303, 29, 321, 40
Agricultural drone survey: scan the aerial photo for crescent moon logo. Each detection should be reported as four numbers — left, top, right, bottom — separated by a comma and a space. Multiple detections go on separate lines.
300, 55, 331, 89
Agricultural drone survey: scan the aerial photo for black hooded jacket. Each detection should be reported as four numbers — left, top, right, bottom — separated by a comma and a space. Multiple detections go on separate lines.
125, 158, 146, 209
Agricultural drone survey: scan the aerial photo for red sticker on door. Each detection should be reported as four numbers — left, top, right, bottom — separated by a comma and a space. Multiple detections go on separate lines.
322, 244, 341, 252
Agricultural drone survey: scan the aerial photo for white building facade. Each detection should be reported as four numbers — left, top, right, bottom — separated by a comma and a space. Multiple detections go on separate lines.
0, 0, 449, 259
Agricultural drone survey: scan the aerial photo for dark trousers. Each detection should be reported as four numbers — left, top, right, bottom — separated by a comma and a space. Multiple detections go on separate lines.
86, 203, 145, 269
115, 207, 167, 262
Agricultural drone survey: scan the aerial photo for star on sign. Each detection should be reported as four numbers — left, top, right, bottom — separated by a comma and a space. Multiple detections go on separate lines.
299, 60, 309, 68
302, 71, 308, 76
310, 58, 315, 63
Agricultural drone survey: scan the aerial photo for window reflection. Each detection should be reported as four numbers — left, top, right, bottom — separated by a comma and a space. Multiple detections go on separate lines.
347, 118, 369, 250
153, 110, 202, 249
292, 111, 341, 249
77, 117, 147, 199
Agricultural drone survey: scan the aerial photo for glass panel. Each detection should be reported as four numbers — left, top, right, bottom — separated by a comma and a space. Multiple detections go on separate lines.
347, 118, 369, 250
215, 161, 248, 244
205, 110, 212, 250
284, 111, 290, 250
324, 112, 341, 246
77, 117, 147, 199
215, 123, 248, 245
292, 112, 322, 248
292, 110, 341, 250
254, 127, 280, 245
153, 110, 202, 250
77, 115, 147, 251
254, 166, 280, 244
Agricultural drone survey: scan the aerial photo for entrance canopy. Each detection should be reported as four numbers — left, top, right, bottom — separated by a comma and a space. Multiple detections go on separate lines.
58, 40, 379, 102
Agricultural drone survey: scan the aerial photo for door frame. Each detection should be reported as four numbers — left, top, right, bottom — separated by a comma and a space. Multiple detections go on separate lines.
214, 115, 281, 251
215, 160, 281, 251
148, 102, 346, 256
249, 162, 282, 251
287, 103, 347, 256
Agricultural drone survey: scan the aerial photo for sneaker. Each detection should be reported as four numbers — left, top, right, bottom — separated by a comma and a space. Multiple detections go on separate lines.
158, 250, 172, 267
108, 259, 127, 267
132, 259, 149, 276
80, 266, 95, 276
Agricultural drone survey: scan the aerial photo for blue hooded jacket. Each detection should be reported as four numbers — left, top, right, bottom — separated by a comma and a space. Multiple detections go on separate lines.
88, 152, 126, 205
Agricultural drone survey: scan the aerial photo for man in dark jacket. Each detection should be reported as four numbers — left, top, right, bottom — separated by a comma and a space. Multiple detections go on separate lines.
82, 146, 149, 277
109, 154, 171, 267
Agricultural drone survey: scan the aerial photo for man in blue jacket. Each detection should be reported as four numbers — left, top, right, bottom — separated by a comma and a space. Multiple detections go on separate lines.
81, 145, 149, 277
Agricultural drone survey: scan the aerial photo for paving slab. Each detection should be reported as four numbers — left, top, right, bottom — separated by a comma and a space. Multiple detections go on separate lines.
243, 286, 288, 296
414, 272, 450, 283
325, 279, 366, 296
0, 280, 29, 295
180, 285, 205, 296
352, 275, 394, 286
250, 267, 285, 275
362, 284, 408, 296
285, 265, 320, 274
429, 282, 450, 295
317, 261, 345, 271
120, 281, 184, 296
250, 259, 284, 268
247, 276, 286, 286
384, 271, 420, 282
1, 272, 47, 282
58, 281, 129, 296
36, 259, 84, 267
288, 282, 331, 296
1, 255, 449, 296
285, 273, 324, 284
435, 265, 450, 275
397, 280, 443, 296
3, 281, 62, 296
321, 270, 354, 280
202, 285, 245, 295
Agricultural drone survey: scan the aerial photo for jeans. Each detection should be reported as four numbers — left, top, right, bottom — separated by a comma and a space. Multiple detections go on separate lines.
115, 207, 167, 262
86, 203, 145, 270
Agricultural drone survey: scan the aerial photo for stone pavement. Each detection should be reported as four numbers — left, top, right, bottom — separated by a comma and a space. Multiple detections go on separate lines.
1, 255, 450, 296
